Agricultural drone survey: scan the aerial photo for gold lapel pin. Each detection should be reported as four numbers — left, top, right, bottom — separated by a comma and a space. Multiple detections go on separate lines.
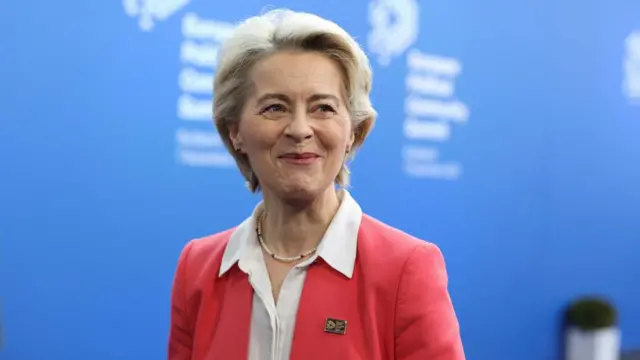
324, 318, 347, 335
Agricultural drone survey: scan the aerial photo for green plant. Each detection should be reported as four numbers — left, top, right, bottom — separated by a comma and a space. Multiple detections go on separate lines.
566, 297, 617, 331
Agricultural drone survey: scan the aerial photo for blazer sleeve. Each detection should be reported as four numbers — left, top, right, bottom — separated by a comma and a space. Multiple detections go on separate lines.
168, 241, 195, 360
394, 242, 465, 360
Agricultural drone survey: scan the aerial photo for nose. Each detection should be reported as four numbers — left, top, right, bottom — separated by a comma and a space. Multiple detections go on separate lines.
284, 110, 313, 142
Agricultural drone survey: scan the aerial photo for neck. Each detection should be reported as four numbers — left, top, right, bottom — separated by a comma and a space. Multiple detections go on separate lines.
259, 187, 342, 258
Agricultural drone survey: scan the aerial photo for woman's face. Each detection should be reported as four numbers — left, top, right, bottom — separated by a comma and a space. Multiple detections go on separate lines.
230, 50, 354, 201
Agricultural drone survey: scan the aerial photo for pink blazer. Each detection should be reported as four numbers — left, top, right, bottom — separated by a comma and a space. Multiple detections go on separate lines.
168, 214, 465, 360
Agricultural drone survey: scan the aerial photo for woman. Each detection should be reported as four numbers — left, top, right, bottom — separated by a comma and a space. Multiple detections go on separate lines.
168, 9, 465, 360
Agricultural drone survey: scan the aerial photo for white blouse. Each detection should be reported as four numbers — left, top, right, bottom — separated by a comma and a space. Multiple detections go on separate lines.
218, 190, 362, 360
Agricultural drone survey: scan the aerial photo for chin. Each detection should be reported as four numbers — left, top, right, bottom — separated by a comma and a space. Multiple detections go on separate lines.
278, 181, 324, 203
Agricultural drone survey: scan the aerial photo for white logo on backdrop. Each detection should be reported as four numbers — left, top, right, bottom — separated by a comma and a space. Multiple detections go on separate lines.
367, 0, 468, 180
176, 13, 236, 168
402, 49, 468, 181
623, 30, 640, 104
123, 0, 191, 31
367, 0, 419, 66
123, 2, 237, 167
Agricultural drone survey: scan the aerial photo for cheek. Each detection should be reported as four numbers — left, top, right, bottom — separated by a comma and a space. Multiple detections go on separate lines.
239, 121, 277, 152
321, 122, 351, 153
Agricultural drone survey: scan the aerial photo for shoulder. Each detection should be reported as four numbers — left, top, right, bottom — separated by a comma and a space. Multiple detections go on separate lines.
357, 213, 447, 295
185, 228, 235, 259
358, 213, 444, 264
175, 228, 236, 283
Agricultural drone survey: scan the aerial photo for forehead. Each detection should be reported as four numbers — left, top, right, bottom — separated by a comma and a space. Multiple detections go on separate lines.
248, 50, 346, 98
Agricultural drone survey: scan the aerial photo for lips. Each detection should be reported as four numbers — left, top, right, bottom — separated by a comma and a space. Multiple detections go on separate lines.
279, 152, 320, 165
279, 152, 320, 159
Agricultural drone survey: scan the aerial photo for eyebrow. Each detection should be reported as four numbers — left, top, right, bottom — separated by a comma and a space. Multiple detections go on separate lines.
256, 93, 341, 105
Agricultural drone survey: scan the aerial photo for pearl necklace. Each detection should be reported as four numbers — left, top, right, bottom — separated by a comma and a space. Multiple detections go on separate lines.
256, 212, 317, 263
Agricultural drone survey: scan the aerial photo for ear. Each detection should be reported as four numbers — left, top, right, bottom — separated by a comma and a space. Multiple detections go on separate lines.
351, 117, 374, 150
228, 123, 242, 150
348, 131, 355, 152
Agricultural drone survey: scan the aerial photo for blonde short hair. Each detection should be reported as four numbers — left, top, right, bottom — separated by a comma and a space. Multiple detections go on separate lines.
213, 9, 377, 192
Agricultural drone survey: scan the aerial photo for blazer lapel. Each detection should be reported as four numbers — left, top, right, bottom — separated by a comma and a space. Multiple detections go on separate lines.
207, 267, 253, 360
290, 260, 360, 359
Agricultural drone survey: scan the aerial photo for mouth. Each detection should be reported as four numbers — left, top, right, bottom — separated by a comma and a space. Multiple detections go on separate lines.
278, 152, 320, 165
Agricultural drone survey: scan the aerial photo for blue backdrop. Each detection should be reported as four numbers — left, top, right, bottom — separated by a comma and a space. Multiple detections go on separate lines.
1, 0, 639, 359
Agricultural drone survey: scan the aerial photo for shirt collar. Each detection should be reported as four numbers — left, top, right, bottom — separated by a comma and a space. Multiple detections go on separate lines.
218, 190, 362, 278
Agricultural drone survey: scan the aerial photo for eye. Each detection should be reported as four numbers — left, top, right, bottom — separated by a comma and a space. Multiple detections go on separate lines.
315, 104, 336, 114
261, 104, 287, 114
